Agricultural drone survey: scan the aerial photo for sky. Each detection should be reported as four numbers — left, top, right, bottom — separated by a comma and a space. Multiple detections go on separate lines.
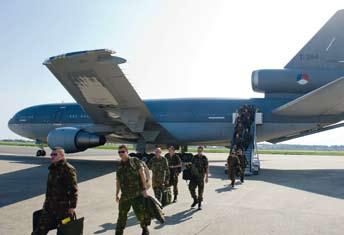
1, 0, 344, 145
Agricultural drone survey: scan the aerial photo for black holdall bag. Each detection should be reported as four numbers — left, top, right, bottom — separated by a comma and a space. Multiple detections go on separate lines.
57, 214, 84, 235
32, 209, 58, 232
182, 167, 192, 180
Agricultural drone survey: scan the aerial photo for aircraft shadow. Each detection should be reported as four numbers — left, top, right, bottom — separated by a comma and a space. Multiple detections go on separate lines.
210, 165, 344, 199
0, 155, 116, 207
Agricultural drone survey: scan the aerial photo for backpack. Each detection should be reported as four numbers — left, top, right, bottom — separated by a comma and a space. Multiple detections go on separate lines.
141, 161, 151, 190
130, 157, 151, 190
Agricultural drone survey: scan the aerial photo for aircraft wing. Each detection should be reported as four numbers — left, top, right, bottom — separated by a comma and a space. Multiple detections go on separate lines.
44, 49, 151, 132
272, 76, 344, 116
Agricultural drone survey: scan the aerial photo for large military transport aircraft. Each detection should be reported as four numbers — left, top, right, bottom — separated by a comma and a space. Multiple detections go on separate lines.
8, 10, 344, 159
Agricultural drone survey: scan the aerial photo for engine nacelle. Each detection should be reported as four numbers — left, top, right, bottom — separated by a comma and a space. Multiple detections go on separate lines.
47, 127, 106, 153
251, 69, 344, 94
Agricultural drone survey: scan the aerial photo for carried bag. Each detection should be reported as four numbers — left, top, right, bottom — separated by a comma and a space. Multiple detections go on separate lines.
182, 167, 192, 180
161, 186, 172, 206
57, 214, 84, 235
32, 209, 57, 232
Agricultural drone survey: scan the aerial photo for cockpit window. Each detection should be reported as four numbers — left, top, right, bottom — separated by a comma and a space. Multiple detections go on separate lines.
18, 115, 34, 122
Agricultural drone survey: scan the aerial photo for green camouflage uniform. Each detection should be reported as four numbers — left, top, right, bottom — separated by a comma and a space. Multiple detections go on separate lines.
32, 160, 78, 235
148, 156, 170, 203
238, 153, 247, 181
227, 155, 241, 186
165, 153, 182, 196
188, 154, 208, 202
116, 157, 150, 235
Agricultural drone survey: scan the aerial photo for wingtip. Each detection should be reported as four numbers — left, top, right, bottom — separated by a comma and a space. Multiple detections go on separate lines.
43, 49, 116, 64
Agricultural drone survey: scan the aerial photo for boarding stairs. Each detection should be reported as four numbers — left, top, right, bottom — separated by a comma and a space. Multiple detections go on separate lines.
231, 106, 261, 175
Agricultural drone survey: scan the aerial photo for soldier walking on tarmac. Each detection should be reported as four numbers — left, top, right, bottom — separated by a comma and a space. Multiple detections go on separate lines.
165, 146, 182, 203
115, 145, 151, 235
187, 146, 209, 210
31, 147, 78, 235
148, 148, 170, 204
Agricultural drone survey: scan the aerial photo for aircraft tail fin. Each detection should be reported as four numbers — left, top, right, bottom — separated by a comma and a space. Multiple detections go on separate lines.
285, 10, 344, 69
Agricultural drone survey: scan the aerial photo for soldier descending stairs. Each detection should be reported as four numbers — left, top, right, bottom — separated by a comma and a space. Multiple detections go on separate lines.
228, 105, 260, 180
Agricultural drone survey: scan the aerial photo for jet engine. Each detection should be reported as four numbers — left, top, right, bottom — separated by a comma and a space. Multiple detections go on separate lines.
251, 69, 344, 95
47, 127, 106, 153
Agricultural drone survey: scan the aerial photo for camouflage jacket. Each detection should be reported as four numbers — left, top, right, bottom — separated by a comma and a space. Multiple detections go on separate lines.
117, 157, 144, 199
165, 153, 181, 175
190, 154, 208, 179
148, 156, 170, 187
227, 155, 241, 169
44, 160, 78, 211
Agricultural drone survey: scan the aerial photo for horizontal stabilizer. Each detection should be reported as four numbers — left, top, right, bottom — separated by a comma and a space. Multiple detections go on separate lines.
273, 76, 344, 116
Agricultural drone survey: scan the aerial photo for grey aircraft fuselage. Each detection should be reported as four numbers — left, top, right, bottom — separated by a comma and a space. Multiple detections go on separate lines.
8, 97, 343, 146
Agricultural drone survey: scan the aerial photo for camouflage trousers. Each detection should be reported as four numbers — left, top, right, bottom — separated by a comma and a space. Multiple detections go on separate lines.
169, 173, 179, 196
116, 196, 151, 235
31, 208, 69, 235
238, 155, 246, 181
153, 186, 164, 203
228, 168, 236, 186
189, 178, 205, 202
228, 167, 243, 186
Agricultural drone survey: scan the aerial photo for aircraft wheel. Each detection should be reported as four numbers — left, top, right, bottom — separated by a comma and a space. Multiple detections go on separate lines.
36, 150, 42, 157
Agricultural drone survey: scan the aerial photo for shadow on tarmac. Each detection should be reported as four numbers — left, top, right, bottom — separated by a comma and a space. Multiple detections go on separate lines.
1, 154, 343, 209
154, 208, 199, 229
93, 208, 199, 234
94, 211, 139, 234
0, 155, 116, 207
210, 164, 344, 199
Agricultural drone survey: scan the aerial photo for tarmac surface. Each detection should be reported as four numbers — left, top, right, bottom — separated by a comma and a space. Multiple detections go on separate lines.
0, 145, 344, 235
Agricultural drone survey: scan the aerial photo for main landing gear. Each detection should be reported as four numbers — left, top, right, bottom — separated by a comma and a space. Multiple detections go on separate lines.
36, 149, 46, 157
35, 141, 46, 157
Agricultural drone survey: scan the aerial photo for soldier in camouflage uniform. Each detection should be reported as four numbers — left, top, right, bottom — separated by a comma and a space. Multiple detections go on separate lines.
32, 147, 78, 235
227, 151, 241, 187
237, 149, 247, 183
165, 146, 182, 202
148, 148, 170, 203
115, 145, 151, 235
187, 146, 209, 210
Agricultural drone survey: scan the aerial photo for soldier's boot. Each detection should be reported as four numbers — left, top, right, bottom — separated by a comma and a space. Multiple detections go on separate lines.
240, 176, 244, 183
115, 230, 124, 235
142, 227, 150, 235
173, 194, 177, 203
198, 201, 202, 210
191, 198, 198, 208
231, 180, 235, 187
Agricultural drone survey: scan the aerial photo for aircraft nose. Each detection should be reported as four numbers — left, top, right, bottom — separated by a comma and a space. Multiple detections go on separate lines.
8, 115, 17, 132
